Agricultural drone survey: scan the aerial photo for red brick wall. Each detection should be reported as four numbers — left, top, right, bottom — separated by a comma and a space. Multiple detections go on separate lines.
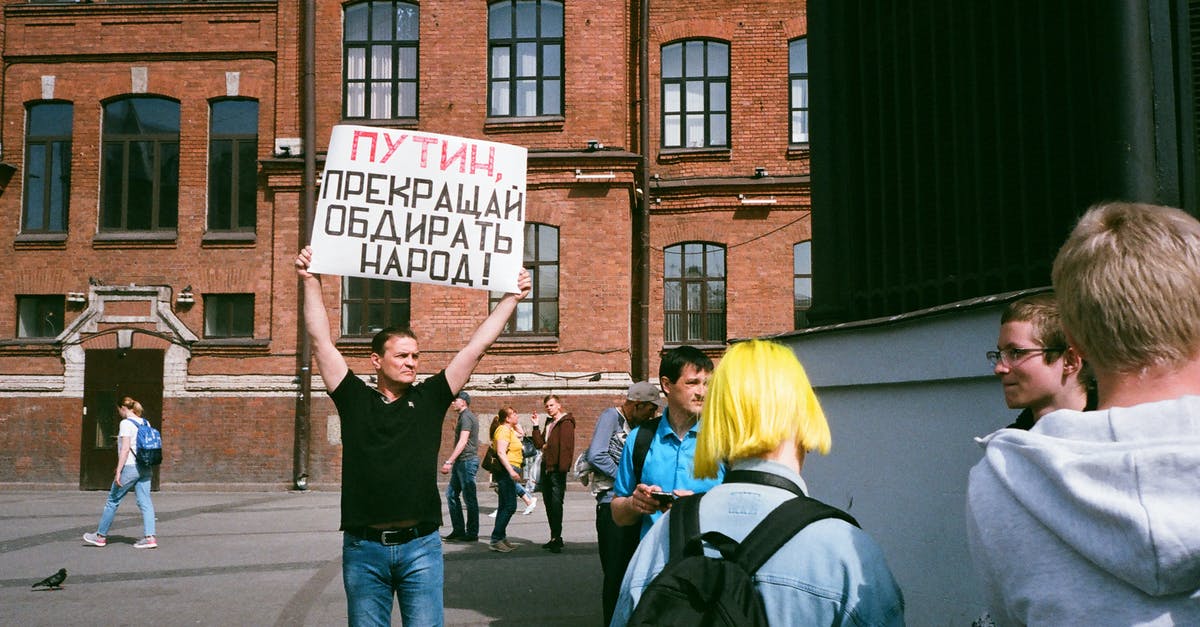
0, 0, 807, 487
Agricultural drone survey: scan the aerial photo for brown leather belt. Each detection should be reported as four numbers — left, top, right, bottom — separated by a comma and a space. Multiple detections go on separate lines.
345, 522, 439, 546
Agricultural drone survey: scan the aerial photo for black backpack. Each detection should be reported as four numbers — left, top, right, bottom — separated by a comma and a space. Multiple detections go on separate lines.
626, 469, 859, 627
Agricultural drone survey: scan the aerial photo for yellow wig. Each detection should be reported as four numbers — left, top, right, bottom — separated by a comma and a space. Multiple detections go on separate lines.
694, 339, 831, 478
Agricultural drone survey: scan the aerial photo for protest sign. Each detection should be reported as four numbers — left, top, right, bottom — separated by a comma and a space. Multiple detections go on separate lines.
308, 125, 527, 293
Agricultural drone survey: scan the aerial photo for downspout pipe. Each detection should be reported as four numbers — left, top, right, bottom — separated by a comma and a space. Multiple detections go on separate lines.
293, 0, 317, 491
636, 0, 651, 381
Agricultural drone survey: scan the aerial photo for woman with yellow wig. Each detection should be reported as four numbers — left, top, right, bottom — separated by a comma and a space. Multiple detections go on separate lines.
611, 340, 905, 626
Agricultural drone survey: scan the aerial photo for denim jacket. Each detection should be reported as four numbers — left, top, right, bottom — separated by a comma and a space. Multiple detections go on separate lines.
611, 458, 905, 626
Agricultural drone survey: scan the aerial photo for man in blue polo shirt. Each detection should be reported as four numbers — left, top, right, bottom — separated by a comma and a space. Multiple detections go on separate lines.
610, 345, 724, 537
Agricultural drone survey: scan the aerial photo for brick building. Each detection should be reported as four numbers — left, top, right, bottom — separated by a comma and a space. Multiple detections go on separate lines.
0, 0, 812, 488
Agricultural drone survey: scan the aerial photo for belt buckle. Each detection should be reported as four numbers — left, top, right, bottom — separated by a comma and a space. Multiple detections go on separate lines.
380, 528, 412, 545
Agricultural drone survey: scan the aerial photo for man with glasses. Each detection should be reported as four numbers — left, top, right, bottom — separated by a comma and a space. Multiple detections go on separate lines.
987, 292, 1093, 430
967, 203, 1200, 624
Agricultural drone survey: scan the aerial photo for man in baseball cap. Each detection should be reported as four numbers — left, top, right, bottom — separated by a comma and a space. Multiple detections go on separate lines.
586, 381, 663, 623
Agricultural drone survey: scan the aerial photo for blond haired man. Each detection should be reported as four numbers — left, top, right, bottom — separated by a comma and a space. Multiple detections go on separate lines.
967, 202, 1200, 625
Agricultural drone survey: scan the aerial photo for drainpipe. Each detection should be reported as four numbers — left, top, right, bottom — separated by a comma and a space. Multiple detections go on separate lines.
635, 0, 651, 381
293, 0, 317, 491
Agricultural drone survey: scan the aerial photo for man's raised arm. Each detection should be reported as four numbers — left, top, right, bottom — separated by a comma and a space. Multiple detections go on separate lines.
295, 246, 349, 391
444, 268, 531, 393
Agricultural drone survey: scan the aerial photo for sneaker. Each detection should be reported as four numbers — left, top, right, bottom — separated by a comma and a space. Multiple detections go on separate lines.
82, 532, 106, 547
541, 537, 563, 551
443, 533, 467, 542
460, 535, 479, 542
522, 497, 538, 515
488, 541, 513, 553
501, 539, 521, 549
134, 536, 158, 549
488, 510, 498, 518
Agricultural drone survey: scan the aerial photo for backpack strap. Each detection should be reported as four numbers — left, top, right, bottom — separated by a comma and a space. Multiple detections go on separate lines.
631, 417, 661, 486
734, 495, 860, 574
666, 492, 703, 562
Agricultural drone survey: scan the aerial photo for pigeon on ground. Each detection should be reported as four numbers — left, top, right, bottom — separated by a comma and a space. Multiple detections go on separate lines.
32, 568, 67, 590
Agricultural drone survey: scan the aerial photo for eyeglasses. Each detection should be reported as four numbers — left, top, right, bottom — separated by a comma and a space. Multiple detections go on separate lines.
986, 347, 1065, 367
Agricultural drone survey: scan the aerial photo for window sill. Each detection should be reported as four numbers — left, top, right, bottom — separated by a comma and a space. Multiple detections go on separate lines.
661, 342, 727, 357
786, 143, 811, 159
0, 338, 61, 357
191, 338, 269, 357
484, 116, 565, 134
657, 147, 731, 164
340, 117, 419, 130
488, 335, 560, 354
93, 231, 177, 248
202, 231, 257, 246
14, 232, 68, 249
336, 337, 374, 357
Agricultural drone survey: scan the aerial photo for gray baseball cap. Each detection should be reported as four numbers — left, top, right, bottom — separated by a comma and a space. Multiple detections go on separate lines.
626, 381, 665, 407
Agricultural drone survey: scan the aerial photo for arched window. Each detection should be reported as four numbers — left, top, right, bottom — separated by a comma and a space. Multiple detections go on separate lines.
101, 96, 179, 232
491, 223, 559, 335
794, 241, 812, 328
23, 101, 73, 234
664, 242, 726, 343
488, 0, 564, 117
344, 1, 419, 119
208, 98, 258, 232
661, 39, 729, 148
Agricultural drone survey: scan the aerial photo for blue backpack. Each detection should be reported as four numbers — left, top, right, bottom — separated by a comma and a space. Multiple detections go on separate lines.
133, 418, 163, 466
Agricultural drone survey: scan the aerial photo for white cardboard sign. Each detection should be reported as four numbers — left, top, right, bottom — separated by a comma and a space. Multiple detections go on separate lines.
308, 125, 527, 293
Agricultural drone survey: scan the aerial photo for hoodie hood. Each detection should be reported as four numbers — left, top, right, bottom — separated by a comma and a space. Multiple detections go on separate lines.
976, 395, 1200, 597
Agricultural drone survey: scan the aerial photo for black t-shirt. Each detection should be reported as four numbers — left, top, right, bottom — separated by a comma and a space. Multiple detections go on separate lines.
329, 368, 454, 529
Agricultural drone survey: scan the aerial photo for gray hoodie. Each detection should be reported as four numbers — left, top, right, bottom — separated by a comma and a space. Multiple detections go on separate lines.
966, 396, 1200, 626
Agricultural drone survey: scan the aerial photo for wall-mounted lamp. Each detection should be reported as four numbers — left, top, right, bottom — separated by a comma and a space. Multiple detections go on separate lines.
66, 292, 86, 304
575, 169, 616, 181
753, 166, 769, 178
177, 285, 195, 305
738, 194, 777, 206
586, 139, 604, 151
588, 372, 603, 382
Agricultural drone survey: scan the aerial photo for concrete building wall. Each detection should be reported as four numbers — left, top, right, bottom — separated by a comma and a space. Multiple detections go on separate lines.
776, 297, 1023, 623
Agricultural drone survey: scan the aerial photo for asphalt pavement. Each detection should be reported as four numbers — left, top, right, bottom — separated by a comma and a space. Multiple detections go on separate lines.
0, 482, 605, 626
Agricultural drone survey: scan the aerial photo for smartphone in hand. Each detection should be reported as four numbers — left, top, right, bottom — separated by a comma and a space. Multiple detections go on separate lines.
649, 491, 677, 505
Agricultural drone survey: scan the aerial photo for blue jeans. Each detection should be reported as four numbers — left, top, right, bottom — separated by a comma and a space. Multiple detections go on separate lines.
342, 530, 443, 627
446, 457, 479, 537
96, 464, 156, 537
490, 467, 519, 543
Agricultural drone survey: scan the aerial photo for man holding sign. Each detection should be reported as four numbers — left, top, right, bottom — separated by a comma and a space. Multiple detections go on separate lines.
296, 245, 529, 627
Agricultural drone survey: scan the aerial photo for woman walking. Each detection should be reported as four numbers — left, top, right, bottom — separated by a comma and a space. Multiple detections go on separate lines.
488, 407, 524, 552
83, 397, 158, 549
